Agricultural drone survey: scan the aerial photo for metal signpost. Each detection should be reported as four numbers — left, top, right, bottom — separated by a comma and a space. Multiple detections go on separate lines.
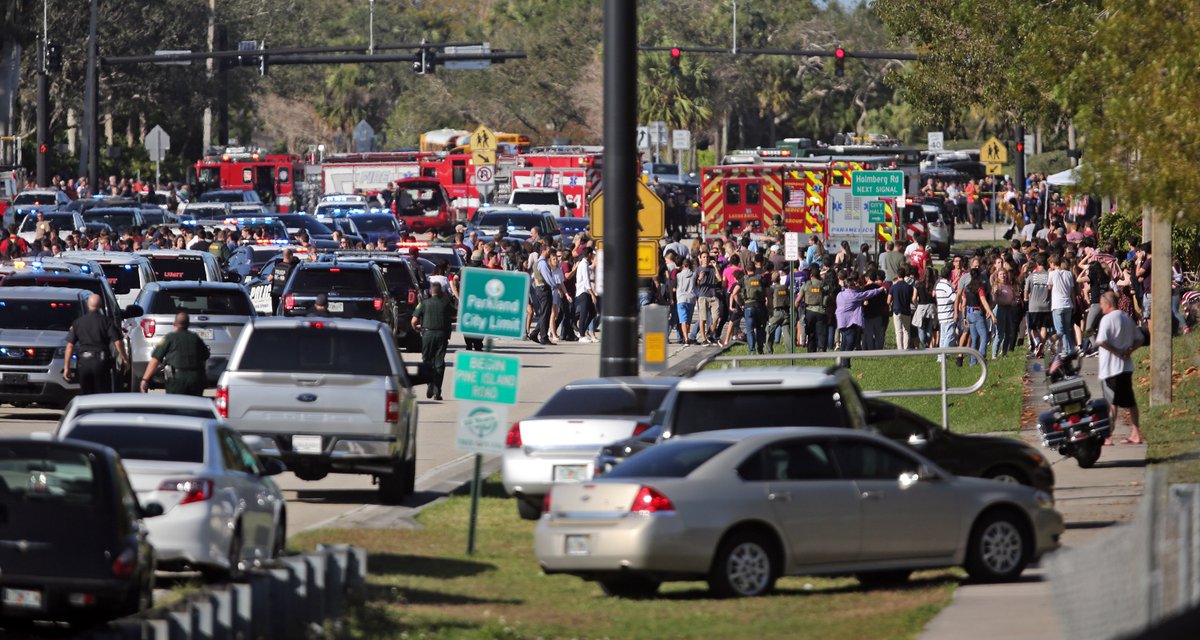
143, 125, 169, 189
784, 231, 800, 354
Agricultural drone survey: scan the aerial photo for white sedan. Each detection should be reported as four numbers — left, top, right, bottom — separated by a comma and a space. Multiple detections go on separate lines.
57, 413, 287, 581
58, 392, 221, 428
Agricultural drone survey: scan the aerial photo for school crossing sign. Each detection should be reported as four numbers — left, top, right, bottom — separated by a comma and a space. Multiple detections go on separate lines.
456, 267, 530, 340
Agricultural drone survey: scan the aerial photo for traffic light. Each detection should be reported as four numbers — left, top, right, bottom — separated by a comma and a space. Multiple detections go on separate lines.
834, 47, 846, 77
1016, 141, 1025, 155
413, 46, 436, 75
46, 42, 62, 72
39, 144, 47, 155
670, 47, 681, 75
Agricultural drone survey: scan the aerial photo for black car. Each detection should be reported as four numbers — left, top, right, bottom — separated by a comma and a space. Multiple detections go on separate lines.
321, 251, 427, 352
0, 439, 159, 628
277, 261, 402, 341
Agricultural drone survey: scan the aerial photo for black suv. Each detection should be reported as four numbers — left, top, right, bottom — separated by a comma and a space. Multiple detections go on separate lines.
277, 261, 402, 342
320, 251, 427, 352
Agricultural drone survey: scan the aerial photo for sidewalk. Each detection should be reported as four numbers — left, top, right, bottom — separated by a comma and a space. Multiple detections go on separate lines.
920, 353, 1147, 640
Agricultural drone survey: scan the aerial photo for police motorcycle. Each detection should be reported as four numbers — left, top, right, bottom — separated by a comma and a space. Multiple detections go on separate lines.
1036, 351, 1111, 468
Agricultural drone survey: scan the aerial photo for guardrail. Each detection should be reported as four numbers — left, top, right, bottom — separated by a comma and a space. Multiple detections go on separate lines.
699, 347, 989, 430
77, 544, 367, 640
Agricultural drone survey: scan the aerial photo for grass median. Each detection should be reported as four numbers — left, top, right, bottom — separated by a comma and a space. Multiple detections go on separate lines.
291, 479, 957, 640
1133, 332, 1200, 483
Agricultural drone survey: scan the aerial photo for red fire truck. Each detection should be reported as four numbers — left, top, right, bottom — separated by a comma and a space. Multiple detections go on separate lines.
502, 147, 604, 213
194, 147, 304, 212
319, 151, 430, 195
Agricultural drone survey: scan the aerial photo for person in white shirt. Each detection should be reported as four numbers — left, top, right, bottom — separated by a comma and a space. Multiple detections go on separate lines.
934, 264, 958, 348
1095, 291, 1144, 445
573, 247, 598, 342
1047, 255, 1078, 355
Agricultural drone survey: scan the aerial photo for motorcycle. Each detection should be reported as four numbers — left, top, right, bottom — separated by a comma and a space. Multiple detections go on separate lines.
1036, 352, 1112, 468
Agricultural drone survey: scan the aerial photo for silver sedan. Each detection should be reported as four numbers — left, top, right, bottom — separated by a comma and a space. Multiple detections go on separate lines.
535, 427, 1063, 598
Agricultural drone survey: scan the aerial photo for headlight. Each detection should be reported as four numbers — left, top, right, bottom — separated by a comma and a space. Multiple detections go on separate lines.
54, 346, 66, 358
1034, 491, 1054, 509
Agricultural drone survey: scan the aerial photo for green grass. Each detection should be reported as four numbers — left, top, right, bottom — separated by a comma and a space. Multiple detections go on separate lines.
293, 479, 958, 640
713, 337, 1028, 435
1133, 333, 1200, 482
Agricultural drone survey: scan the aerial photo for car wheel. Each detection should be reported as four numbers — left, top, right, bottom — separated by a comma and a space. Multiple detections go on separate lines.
378, 460, 411, 505
708, 531, 778, 598
598, 575, 661, 599
516, 497, 542, 521
964, 511, 1029, 582
983, 465, 1029, 486
272, 512, 287, 559
855, 570, 912, 589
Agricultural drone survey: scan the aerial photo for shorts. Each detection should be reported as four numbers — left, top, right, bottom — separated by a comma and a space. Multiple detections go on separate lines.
1103, 372, 1136, 408
695, 296, 720, 325
1027, 311, 1051, 331
676, 301, 693, 324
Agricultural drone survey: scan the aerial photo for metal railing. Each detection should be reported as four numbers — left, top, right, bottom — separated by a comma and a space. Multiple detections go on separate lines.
699, 347, 989, 430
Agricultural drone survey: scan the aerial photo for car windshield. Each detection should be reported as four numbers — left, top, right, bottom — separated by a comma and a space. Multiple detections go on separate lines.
199, 191, 246, 203
394, 184, 445, 216
290, 268, 376, 295
2, 275, 103, 298
140, 211, 167, 226
13, 193, 57, 206
0, 298, 82, 330
189, 205, 229, 220
477, 213, 544, 230
99, 263, 141, 295
18, 213, 76, 233
603, 440, 731, 479
237, 328, 391, 375
558, 218, 588, 230
82, 210, 136, 232
68, 424, 204, 464
149, 289, 252, 315
146, 255, 208, 281
279, 216, 333, 235
0, 444, 97, 505
671, 388, 847, 435
650, 163, 679, 176
538, 385, 672, 418
510, 192, 560, 206
350, 216, 399, 232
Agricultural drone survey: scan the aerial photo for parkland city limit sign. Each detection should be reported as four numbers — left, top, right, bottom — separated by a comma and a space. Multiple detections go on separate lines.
456, 267, 530, 340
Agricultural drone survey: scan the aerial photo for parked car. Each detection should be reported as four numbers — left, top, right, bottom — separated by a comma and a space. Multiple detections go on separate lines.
508, 187, 576, 218
276, 261, 402, 343
136, 249, 225, 283
556, 216, 590, 244
63, 251, 157, 310
467, 208, 560, 244
57, 414, 286, 581
0, 288, 90, 407
503, 377, 679, 520
320, 252, 426, 351
537, 428, 1064, 598
15, 210, 86, 244
0, 438, 158, 625
5, 188, 70, 228
59, 393, 220, 429
80, 207, 147, 235
216, 317, 426, 504
348, 213, 406, 247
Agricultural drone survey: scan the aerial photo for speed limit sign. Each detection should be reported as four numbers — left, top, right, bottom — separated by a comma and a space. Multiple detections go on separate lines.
474, 164, 495, 185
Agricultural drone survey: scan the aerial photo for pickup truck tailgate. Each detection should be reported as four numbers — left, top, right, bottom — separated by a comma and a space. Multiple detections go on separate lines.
224, 371, 389, 434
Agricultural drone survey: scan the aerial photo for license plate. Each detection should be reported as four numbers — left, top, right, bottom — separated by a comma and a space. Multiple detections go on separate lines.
191, 328, 214, 340
565, 535, 591, 556
292, 435, 323, 454
553, 465, 588, 483
3, 588, 43, 610
0, 373, 29, 385
327, 301, 344, 313
1062, 402, 1081, 415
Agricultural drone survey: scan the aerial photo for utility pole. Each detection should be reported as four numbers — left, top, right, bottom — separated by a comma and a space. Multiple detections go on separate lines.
36, 38, 49, 187
369, 0, 376, 55
216, 26, 229, 146
1149, 211, 1173, 406
600, 0, 638, 377
202, 0, 215, 147
82, 0, 99, 188
1014, 122, 1026, 192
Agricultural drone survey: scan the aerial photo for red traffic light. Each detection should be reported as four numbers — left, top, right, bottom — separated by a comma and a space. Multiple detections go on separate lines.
38, 144, 47, 154
1016, 142, 1024, 153
670, 47, 681, 59
835, 47, 846, 60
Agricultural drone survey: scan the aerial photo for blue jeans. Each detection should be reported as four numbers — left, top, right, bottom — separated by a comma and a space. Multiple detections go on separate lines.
939, 319, 957, 349
1052, 307, 1075, 354
744, 304, 766, 354
966, 309, 988, 365
991, 305, 1012, 358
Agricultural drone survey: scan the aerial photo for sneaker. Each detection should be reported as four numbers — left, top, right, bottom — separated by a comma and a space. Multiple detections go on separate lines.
579, 336, 594, 343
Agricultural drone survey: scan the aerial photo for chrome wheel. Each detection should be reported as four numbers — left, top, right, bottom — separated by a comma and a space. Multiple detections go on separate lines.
979, 520, 1023, 575
724, 542, 771, 596
990, 473, 1020, 484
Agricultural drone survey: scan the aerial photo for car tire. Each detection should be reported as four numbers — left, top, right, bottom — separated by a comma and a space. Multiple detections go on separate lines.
272, 512, 287, 559
598, 575, 661, 599
708, 531, 779, 598
378, 460, 411, 505
202, 522, 243, 583
516, 497, 542, 521
401, 451, 417, 496
964, 511, 1029, 582
983, 465, 1030, 486
855, 570, 912, 589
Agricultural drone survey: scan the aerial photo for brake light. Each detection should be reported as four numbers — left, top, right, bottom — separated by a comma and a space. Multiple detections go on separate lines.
139, 318, 156, 338
630, 485, 674, 513
329, 268, 341, 273
283, 293, 295, 311
159, 479, 214, 505
111, 548, 137, 578
543, 491, 553, 513
1068, 414, 1081, 425
373, 297, 384, 311
505, 422, 522, 448
631, 422, 651, 437
385, 390, 400, 423
407, 289, 417, 305
215, 386, 229, 418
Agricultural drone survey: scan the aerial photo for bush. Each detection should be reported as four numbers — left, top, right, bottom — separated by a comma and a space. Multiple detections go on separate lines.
1026, 150, 1071, 176
1097, 210, 1200, 270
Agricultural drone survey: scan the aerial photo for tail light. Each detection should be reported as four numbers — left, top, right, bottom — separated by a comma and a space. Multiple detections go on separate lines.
373, 297, 384, 311
505, 422, 522, 448
385, 390, 400, 423
159, 479, 213, 505
111, 547, 137, 578
630, 485, 674, 513
215, 385, 229, 418
139, 318, 156, 338
1068, 414, 1081, 425
543, 491, 553, 513
407, 289, 417, 305
631, 422, 651, 437
283, 293, 295, 311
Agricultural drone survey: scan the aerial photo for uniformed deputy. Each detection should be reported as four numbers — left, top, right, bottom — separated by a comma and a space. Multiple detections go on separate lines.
270, 248, 299, 312
765, 270, 794, 354
140, 312, 211, 396
63, 294, 129, 394
740, 264, 768, 355
411, 281, 453, 401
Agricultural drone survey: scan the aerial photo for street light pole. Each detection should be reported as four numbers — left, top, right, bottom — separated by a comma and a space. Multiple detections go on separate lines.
36, 0, 49, 186
82, 0, 99, 189
369, 0, 375, 55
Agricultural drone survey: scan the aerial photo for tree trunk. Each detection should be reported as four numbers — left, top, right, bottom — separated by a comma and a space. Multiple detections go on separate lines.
104, 111, 113, 146
1149, 210, 1172, 406
67, 108, 77, 156
1067, 121, 1077, 167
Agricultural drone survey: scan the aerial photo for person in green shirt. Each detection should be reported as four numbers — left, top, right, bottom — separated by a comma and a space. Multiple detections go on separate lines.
412, 281, 454, 401
140, 312, 211, 396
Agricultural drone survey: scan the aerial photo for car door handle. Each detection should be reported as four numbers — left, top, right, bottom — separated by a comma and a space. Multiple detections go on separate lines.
861, 490, 883, 500
767, 492, 791, 502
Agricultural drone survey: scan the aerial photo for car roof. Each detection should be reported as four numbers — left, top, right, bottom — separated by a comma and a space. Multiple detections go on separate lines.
67, 412, 220, 433
67, 251, 148, 263
562, 376, 680, 390
138, 249, 213, 258
65, 392, 218, 411
298, 260, 374, 270
674, 426, 876, 445
0, 437, 114, 457
0, 286, 91, 300
142, 280, 245, 292
250, 317, 386, 331
81, 207, 140, 213
512, 187, 561, 193
678, 366, 843, 391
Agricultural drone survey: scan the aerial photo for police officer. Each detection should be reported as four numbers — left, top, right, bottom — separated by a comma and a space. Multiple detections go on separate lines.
740, 263, 768, 355
308, 293, 332, 317
63, 294, 129, 394
270, 248, 299, 312
140, 312, 210, 396
765, 270, 793, 354
411, 281, 453, 401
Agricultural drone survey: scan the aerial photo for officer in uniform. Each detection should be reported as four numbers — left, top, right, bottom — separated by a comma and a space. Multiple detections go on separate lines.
63, 294, 129, 394
765, 270, 793, 353
270, 248, 299, 313
140, 312, 210, 396
411, 281, 453, 401
741, 264, 768, 355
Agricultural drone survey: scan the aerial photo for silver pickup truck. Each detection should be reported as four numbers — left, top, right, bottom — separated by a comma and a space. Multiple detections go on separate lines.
215, 317, 429, 504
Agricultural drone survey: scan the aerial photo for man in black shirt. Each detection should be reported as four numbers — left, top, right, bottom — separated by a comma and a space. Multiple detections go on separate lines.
270, 248, 300, 313
63, 294, 129, 395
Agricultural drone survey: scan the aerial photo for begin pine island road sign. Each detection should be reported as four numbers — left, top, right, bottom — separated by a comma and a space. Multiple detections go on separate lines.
453, 351, 520, 405
851, 170, 905, 198
456, 267, 530, 340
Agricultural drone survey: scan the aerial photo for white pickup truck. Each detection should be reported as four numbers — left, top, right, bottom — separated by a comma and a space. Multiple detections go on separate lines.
508, 187, 576, 218
215, 317, 429, 504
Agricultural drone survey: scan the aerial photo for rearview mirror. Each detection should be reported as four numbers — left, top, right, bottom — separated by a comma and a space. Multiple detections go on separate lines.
123, 304, 144, 319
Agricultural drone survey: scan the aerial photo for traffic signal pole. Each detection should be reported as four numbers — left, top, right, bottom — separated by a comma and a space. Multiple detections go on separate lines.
36, 39, 49, 187
1015, 123, 1026, 192
600, 0, 639, 377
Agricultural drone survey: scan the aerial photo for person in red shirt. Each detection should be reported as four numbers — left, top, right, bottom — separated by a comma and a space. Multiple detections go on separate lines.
908, 235, 930, 279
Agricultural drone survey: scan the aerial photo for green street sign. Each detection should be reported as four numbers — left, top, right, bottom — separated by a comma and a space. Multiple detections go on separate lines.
453, 351, 521, 405
457, 267, 530, 340
867, 200, 887, 224
851, 170, 905, 197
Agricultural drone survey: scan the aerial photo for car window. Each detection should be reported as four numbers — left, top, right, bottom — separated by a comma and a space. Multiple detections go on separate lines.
739, 440, 839, 481
603, 441, 731, 479
149, 289, 252, 315
232, 436, 263, 475
478, 213, 546, 230
869, 403, 932, 441
0, 297, 83, 330
510, 192, 561, 206
14, 193, 59, 205
538, 385, 671, 418
350, 216, 399, 232
237, 328, 392, 376
830, 440, 919, 480
67, 424, 204, 464
290, 268, 378, 295
2, 276, 103, 300
147, 255, 209, 281
218, 430, 251, 473
0, 444, 97, 505
99, 263, 142, 295
671, 388, 847, 436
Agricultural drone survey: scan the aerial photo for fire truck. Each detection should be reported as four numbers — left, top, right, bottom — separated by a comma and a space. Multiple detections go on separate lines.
502, 147, 604, 213
194, 147, 304, 212
319, 151, 429, 195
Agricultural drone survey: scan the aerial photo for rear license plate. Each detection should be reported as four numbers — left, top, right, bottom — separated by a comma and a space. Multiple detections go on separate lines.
553, 465, 588, 483
292, 435, 323, 454
191, 328, 214, 340
1062, 402, 1081, 415
565, 535, 590, 556
327, 302, 344, 313
3, 588, 43, 609
0, 373, 29, 385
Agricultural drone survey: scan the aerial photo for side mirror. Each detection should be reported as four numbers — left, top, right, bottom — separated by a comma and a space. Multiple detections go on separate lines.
260, 458, 287, 476
123, 304, 144, 319
225, 272, 242, 283
141, 501, 165, 518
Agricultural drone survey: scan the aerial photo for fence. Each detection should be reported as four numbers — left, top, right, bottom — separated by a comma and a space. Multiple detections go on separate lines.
77, 544, 367, 640
1045, 471, 1200, 640
699, 347, 988, 429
